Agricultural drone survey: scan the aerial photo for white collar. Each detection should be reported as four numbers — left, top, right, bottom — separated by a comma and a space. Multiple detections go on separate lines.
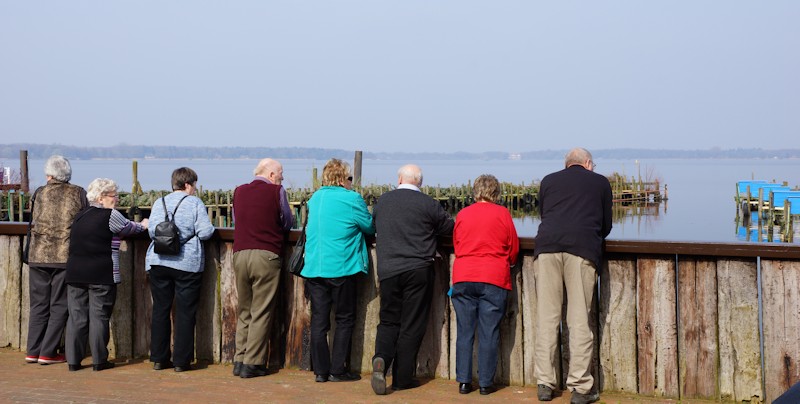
397, 183, 421, 192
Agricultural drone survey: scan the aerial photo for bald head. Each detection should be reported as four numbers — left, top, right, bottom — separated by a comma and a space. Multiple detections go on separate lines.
398, 164, 423, 187
254, 158, 284, 185
565, 148, 594, 171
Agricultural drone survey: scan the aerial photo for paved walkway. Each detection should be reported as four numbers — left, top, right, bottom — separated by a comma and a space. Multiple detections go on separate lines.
0, 349, 703, 403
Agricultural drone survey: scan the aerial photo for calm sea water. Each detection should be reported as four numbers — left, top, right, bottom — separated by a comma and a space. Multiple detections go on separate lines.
22, 157, 800, 243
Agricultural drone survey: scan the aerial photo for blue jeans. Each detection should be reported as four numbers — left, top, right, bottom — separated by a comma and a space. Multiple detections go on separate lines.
451, 282, 508, 388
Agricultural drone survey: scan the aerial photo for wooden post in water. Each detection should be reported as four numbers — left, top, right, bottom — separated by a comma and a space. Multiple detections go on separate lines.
353, 150, 362, 188
131, 160, 142, 194
312, 168, 319, 190
130, 161, 141, 221
19, 150, 29, 193
785, 200, 793, 242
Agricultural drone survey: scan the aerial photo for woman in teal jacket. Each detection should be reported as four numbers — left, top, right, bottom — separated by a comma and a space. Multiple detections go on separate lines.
301, 158, 375, 383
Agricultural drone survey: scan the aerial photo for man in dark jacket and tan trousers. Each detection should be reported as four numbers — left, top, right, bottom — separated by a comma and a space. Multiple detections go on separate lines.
533, 148, 612, 404
370, 164, 454, 395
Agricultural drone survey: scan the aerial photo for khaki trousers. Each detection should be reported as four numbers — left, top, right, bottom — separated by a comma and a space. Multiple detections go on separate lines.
233, 249, 281, 365
533, 252, 597, 394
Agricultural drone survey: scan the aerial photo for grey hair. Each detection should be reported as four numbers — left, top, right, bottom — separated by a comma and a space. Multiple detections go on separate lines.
44, 155, 72, 182
565, 148, 592, 168
86, 178, 118, 203
398, 164, 423, 186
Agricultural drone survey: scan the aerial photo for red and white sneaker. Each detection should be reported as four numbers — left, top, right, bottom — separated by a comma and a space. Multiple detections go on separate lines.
38, 354, 66, 365
25, 355, 38, 363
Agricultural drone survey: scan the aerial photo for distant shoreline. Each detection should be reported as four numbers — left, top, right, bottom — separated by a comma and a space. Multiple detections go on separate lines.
2, 143, 800, 160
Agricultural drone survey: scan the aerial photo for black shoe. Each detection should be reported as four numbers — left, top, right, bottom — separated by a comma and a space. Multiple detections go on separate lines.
174, 364, 193, 372
315, 374, 328, 383
329, 372, 361, 382
392, 379, 421, 391
479, 385, 496, 395
459, 383, 472, 394
239, 364, 267, 378
570, 390, 599, 404
68, 364, 83, 372
153, 361, 173, 370
93, 361, 115, 372
371, 357, 387, 395
538, 384, 554, 401
232, 362, 243, 377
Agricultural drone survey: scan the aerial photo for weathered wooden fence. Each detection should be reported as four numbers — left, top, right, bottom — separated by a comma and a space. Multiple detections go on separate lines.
1, 223, 799, 402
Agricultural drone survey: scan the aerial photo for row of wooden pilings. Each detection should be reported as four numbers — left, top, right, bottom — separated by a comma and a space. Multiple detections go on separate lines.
1, 224, 799, 402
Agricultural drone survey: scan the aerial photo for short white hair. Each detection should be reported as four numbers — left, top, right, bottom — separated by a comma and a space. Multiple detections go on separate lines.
44, 155, 72, 182
398, 164, 423, 186
565, 147, 592, 168
87, 178, 118, 203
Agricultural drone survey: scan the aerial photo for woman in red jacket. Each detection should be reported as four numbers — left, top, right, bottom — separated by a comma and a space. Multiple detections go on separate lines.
451, 174, 519, 395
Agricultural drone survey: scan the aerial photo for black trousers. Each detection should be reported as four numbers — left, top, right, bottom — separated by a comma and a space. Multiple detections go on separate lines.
27, 266, 68, 358
148, 265, 202, 367
373, 266, 434, 388
306, 275, 358, 376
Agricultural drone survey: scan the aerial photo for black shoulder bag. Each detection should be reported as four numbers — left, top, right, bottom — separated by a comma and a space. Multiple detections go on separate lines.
153, 194, 192, 255
287, 206, 307, 276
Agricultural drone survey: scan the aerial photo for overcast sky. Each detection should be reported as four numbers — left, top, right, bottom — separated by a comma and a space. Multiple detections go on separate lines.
1, 1, 798, 154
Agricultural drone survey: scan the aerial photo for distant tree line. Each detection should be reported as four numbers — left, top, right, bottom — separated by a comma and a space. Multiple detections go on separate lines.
1, 143, 799, 160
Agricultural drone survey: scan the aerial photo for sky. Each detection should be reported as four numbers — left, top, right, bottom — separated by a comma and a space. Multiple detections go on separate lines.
1, 1, 799, 154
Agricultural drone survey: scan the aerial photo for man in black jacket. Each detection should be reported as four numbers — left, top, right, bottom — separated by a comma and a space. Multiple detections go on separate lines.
370, 164, 454, 395
533, 148, 611, 404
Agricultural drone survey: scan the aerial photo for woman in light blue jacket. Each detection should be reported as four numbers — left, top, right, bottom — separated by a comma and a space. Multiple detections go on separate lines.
145, 167, 215, 373
301, 158, 375, 383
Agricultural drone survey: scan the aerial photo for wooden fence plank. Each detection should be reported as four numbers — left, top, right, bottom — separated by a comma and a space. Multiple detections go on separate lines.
415, 252, 450, 378
353, 246, 379, 374
520, 255, 538, 387
109, 240, 134, 359
21, 254, 29, 352
0, 235, 22, 349
195, 240, 219, 363
132, 239, 151, 358
448, 254, 457, 381
637, 257, 678, 397
677, 257, 718, 399
497, 263, 524, 386
598, 256, 637, 393
283, 244, 311, 370
218, 242, 237, 364
762, 259, 800, 403
717, 258, 762, 402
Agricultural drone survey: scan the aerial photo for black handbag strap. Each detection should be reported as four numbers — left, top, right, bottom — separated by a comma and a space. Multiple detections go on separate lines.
161, 193, 189, 221
299, 201, 308, 238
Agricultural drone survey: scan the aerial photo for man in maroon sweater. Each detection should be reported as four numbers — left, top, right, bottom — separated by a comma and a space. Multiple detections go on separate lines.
232, 158, 294, 378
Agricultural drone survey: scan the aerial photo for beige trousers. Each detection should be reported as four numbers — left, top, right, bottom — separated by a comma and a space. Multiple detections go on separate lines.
533, 252, 597, 394
233, 249, 282, 365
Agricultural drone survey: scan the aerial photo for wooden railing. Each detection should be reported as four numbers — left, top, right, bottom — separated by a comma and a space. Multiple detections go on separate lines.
1, 222, 798, 402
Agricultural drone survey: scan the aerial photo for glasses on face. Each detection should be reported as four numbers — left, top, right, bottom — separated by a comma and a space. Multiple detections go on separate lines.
104, 193, 119, 199
346, 176, 353, 181
589, 161, 597, 170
